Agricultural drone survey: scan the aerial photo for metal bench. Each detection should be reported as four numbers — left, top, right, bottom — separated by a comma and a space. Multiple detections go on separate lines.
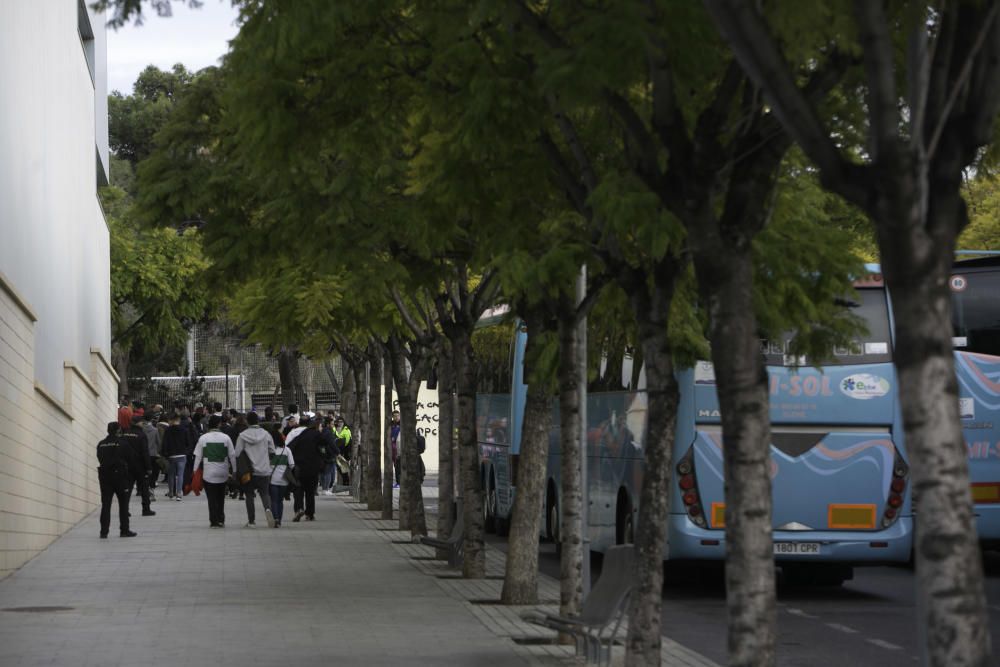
523, 544, 634, 665
418, 501, 464, 566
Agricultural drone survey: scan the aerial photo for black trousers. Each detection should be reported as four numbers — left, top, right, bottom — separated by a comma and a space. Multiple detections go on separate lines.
204, 481, 227, 526
293, 473, 319, 517
148, 456, 159, 488
98, 467, 130, 535
243, 475, 270, 524
129, 472, 152, 511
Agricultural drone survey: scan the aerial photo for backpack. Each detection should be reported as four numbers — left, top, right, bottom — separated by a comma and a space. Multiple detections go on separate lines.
416, 433, 426, 455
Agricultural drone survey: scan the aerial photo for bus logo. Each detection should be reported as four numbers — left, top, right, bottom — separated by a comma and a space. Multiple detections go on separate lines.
950, 275, 968, 292
840, 374, 890, 400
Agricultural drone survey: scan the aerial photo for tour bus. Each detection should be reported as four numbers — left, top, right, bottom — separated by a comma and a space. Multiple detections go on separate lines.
476, 268, 914, 582
951, 255, 1000, 549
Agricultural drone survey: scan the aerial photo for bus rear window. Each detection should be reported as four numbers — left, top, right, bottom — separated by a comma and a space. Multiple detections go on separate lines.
761, 288, 893, 366
952, 270, 1000, 356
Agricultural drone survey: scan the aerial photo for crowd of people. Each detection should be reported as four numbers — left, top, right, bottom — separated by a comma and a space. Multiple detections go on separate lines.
96, 400, 356, 537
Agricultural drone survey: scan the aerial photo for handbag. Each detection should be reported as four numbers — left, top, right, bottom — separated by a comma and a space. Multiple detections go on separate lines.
191, 467, 204, 495
284, 464, 300, 487
236, 451, 253, 485
271, 446, 300, 487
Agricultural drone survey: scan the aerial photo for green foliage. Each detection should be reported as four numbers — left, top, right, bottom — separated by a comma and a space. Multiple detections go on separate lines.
109, 64, 193, 166
753, 162, 868, 364
91, 0, 204, 29
960, 174, 1000, 251
103, 185, 210, 355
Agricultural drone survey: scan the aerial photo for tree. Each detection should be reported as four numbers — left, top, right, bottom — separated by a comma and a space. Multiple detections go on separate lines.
103, 64, 210, 395
704, 1, 999, 663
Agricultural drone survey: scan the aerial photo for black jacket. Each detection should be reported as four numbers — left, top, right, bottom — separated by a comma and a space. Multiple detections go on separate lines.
161, 424, 193, 458
117, 427, 149, 479
290, 428, 325, 476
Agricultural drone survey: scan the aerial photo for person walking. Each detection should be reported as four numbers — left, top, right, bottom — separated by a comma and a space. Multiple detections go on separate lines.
289, 415, 323, 522
268, 437, 295, 528
161, 413, 190, 500
235, 411, 276, 528
319, 416, 338, 494
140, 415, 161, 498
192, 415, 237, 528
96, 422, 137, 538
119, 415, 155, 517
332, 416, 352, 487
390, 410, 401, 488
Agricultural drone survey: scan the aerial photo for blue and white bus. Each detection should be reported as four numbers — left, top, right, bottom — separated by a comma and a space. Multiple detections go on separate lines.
951, 255, 1000, 549
478, 270, 914, 581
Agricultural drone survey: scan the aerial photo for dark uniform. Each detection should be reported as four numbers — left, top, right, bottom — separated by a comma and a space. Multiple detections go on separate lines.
97, 422, 137, 538
119, 421, 155, 516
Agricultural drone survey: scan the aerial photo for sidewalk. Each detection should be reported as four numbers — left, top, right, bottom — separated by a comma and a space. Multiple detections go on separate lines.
374, 478, 718, 667
0, 488, 526, 666
0, 481, 719, 667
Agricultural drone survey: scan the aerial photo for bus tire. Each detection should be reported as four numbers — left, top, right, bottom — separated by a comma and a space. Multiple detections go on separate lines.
546, 482, 560, 555
484, 473, 497, 534
496, 513, 510, 537
616, 491, 633, 545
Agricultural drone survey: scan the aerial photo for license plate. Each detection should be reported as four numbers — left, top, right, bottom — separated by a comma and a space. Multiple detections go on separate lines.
773, 542, 820, 555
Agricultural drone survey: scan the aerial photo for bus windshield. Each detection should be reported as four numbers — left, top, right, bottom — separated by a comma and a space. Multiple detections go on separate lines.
761, 287, 893, 366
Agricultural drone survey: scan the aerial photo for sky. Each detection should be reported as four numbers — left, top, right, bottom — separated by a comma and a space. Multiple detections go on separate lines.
106, 1, 242, 95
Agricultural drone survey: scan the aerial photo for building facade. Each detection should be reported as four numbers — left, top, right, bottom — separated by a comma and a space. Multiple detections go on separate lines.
0, 0, 116, 579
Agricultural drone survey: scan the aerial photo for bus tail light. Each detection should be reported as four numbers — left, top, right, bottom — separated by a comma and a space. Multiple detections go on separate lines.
676, 448, 707, 528
882, 449, 909, 528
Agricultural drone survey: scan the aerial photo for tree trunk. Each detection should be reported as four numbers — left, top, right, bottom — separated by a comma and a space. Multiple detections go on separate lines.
352, 360, 367, 501
389, 336, 428, 537
366, 343, 383, 511
557, 312, 584, 621
452, 329, 486, 578
693, 245, 776, 666
113, 344, 130, 398
877, 180, 990, 666
382, 347, 394, 521
323, 360, 343, 403
278, 348, 308, 411
625, 272, 679, 667
435, 339, 457, 560
501, 312, 553, 604
341, 364, 356, 424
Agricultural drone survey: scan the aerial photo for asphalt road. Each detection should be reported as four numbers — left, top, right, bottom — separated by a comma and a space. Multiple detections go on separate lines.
486, 532, 1000, 666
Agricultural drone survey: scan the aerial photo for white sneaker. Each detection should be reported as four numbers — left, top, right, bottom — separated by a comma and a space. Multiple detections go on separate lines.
264, 508, 276, 528
174, 496, 181, 502
244, 522, 256, 528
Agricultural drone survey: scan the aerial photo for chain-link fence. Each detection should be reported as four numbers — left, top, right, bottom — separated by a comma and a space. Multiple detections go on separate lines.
129, 325, 345, 414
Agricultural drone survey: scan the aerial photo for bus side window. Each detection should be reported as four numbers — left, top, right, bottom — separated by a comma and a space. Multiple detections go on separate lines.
952, 270, 1000, 356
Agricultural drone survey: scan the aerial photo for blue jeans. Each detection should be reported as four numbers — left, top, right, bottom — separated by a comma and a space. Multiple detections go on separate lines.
168, 456, 186, 496
321, 461, 336, 490
269, 484, 286, 522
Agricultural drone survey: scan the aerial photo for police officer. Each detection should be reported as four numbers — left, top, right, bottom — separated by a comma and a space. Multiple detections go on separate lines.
119, 416, 156, 517
97, 422, 137, 538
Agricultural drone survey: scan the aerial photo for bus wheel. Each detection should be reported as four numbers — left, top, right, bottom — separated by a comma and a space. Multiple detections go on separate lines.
484, 475, 497, 534
546, 487, 560, 555
616, 493, 634, 545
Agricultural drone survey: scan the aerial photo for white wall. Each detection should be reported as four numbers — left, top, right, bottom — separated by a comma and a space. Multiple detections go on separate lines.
381, 382, 441, 473
0, 0, 111, 398
0, 0, 116, 579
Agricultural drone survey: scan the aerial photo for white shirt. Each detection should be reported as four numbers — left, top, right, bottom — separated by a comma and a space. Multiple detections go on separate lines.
192, 430, 236, 484
269, 445, 296, 486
